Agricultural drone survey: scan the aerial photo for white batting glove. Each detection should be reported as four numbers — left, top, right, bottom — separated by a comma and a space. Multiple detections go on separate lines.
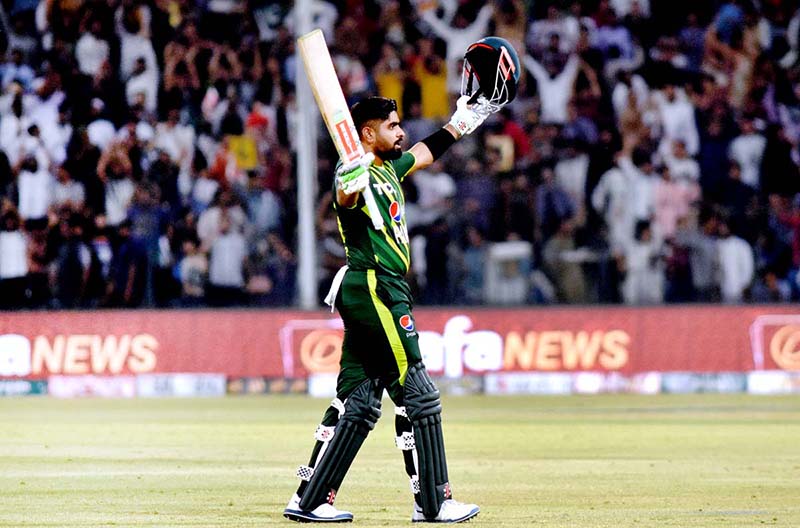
336, 152, 374, 195
448, 95, 491, 136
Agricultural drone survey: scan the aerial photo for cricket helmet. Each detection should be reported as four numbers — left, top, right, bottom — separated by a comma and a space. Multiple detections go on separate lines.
461, 36, 520, 113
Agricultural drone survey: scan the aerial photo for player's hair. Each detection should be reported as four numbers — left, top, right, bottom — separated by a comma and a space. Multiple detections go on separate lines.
351, 97, 397, 137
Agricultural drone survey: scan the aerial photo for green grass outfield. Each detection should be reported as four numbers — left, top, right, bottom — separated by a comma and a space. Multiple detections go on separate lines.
1, 394, 799, 527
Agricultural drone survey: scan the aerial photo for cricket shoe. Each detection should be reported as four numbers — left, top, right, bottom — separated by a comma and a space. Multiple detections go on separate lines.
411, 499, 480, 523
283, 493, 353, 523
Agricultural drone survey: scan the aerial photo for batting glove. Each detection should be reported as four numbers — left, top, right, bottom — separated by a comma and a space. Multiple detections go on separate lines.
336, 152, 374, 195
448, 95, 491, 136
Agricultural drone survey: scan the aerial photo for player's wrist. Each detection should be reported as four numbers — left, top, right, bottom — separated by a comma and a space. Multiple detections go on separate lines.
422, 127, 459, 159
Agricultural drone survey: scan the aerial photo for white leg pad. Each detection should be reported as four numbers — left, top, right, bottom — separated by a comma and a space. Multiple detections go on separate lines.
410, 475, 420, 494
296, 465, 314, 481
315, 425, 336, 442
395, 431, 416, 450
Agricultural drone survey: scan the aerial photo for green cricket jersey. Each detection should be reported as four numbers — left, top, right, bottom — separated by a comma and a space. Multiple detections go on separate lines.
333, 151, 417, 277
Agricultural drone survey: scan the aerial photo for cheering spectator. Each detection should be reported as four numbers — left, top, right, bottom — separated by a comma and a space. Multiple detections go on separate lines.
417, 3, 494, 94
0, 0, 797, 310
207, 213, 247, 306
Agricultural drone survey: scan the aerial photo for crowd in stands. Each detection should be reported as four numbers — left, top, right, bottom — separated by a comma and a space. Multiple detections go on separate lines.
0, 0, 798, 309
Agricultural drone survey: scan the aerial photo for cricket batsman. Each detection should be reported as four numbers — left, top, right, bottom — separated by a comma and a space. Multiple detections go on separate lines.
284, 37, 520, 523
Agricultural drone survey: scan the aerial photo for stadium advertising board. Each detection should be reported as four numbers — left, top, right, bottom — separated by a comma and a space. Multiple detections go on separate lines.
0, 307, 798, 383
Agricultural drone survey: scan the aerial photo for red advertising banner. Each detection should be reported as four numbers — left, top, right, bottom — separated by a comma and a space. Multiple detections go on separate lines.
0, 305, 799, 380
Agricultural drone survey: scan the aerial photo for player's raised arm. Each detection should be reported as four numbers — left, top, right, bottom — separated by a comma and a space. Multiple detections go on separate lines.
408, 96, 491, 170
409, 36, 521, 173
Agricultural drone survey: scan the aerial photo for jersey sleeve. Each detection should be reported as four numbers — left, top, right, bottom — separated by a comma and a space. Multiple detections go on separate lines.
390, 151, 417, 181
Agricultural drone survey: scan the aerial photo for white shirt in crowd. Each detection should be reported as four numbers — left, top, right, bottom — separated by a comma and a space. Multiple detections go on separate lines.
408, 167, 456, 228
104, 178, 135, 227
611, 0, 651, 17
0, 113, 31, 164
18, 168, 53, 220
197, 206, 247, 250
284, 0, 338, 43
622, 238, 664, 305
191, 176, 220, 211
728, 133, 766, 189
654, 89, 699, 156
419, 5, 494, 93
612, 75, 650, 119
717, 234, 755, 303
0, 230, 28, 279
618, 156, 655, 223
523, 54, 580, 124
154, 122, 195, 175
208, 0, 246, 13
126, 69, 158, 113
75, 33, 110, 76
209, 230, 247, 287
528, 15, 580, 53
42, 120, 71, 167
663, 149, 701, 182
555, 152, 589, 211
591, 163, 636, 252
88, 119, 117, 150
120, 35, 158, 78
53, 179, 85, 209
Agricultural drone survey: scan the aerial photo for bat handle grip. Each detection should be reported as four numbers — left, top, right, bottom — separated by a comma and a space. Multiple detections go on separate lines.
362, 185, 384, 230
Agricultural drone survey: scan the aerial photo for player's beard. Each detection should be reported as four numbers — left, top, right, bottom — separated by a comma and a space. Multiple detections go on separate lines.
376, 140, 403, 160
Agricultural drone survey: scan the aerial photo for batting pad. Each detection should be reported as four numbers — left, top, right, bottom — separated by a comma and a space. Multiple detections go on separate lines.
298, 379, 382, 511
404, 363, 451, 519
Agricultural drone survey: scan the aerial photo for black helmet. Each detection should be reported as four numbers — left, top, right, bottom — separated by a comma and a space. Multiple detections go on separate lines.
461, 36, 521, 113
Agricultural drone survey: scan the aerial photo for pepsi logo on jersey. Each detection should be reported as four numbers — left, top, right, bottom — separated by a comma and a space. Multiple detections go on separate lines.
399, 314, 414, 331
389, 201, 402, 222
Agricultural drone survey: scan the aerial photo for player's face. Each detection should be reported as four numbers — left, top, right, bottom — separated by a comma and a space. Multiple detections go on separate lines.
374, 111, 404, 160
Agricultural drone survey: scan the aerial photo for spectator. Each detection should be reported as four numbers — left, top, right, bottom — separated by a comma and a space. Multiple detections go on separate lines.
16, 154, 52, 221
411, 41, 449, 121
52, 165, 85, 210
717, 217, 755, 303
0, 208, 28, 309
207, 213, 246, 306
460, 225, 487, 304
0, 0, 797, 310
728, 115, 766, 189
652, 164, 699, 239
406, 160, 456, 230
54, 213, 91, 308
663, 140, 700, 183
106, 219, 148, 307
417, 3, 494, 94
125, 56, 158, 114
178, 235, 207, 306
676, 213, 720, 302
98, 142, 135, 227
523, 52, 580, 124
75, 17, 110, 77
0, 48, 34, 91
621, 220, 664, 304
542, 217, 587, 303
654, 81, 700, 158
264, 231, 297, 305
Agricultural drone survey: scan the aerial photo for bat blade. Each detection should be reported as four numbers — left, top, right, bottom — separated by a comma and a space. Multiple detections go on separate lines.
297, 29, 384, 229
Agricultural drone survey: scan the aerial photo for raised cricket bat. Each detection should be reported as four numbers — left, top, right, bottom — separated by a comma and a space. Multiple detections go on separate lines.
297, 29, 384, 230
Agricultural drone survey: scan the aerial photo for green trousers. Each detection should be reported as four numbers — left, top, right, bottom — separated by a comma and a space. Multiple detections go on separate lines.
333, 269, 422, 403
295, 268, 426, 501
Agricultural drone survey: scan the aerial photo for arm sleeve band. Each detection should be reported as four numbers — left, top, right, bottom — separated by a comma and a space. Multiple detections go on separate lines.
421, 128, 457, 161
